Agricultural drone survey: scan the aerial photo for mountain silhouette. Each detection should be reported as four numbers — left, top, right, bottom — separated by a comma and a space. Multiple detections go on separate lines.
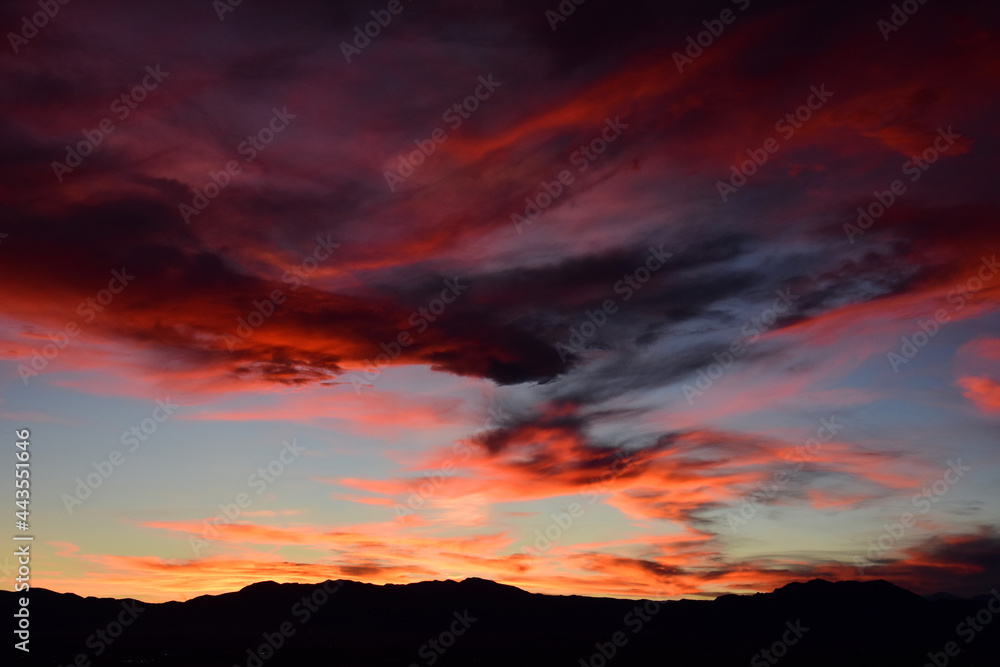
6, 578, 998, 666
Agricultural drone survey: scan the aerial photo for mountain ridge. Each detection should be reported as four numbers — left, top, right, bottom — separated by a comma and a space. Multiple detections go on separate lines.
9, 574, 965, 606
5, 577, 997, 666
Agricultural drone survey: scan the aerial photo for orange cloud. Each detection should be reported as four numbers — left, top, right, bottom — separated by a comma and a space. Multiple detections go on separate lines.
958, 376, 1000, 413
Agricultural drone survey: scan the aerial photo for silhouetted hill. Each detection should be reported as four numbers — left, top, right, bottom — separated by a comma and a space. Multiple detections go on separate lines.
6, 578, 998, 666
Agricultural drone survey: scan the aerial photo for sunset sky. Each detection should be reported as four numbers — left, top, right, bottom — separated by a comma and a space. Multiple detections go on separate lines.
1, 0, 999, 603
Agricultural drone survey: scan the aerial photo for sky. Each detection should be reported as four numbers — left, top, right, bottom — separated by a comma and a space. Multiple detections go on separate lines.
1, 0, 999, 604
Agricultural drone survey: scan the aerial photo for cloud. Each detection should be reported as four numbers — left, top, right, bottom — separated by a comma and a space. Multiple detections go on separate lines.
5, 0, 1000, 604
958, 377, 1000, 413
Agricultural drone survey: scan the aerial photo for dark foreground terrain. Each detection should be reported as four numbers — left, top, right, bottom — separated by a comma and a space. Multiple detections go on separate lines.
5, 578, 999, 666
